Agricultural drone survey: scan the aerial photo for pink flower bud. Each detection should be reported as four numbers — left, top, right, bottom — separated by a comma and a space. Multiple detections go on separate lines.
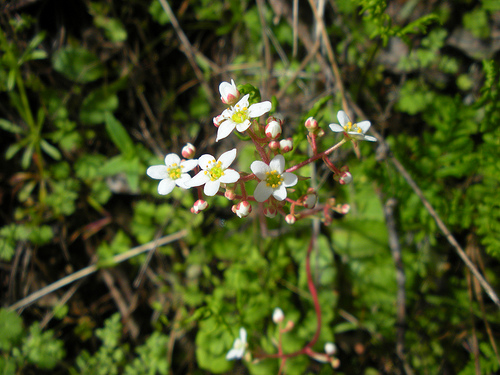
272, 307, 284, 324
305, 117, 318, 131
268, 140, 280, 150
324, 342, 337, 356
267, 114, 284, 125
265, 120, 282, 139
340, 204, 350, 214
279, 138, 293, 153
285, 214, 296, 224
213, 114, 224, 128
232, 201, 252, 218
303, 194, 317, 208
339, 170, 352, 185
225, 189, 236, 200
181, 143, 196, 159
263, 206, 277, 218
192, 199, 208, 214
219, 79, 240, 105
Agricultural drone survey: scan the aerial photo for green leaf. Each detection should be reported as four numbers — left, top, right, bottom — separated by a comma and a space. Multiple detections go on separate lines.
94, 16, 128, 42
40, 139, 62, 160
52, 46, 105, 83
80, 88, 119, 125
0, 308, 24, 351
104, 112, 134, 155
21, 142, 34, 169
0, 119, 23, 134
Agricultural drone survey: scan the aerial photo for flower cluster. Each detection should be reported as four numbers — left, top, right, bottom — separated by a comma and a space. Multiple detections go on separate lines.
147, 79, 376, 223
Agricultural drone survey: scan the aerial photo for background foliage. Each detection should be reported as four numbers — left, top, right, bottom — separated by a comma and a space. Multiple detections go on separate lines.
1, 0, 499, 374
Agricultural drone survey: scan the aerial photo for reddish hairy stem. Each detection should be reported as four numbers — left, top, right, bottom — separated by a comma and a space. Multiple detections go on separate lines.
286, 138, 346, 173
247, 127, 271, 164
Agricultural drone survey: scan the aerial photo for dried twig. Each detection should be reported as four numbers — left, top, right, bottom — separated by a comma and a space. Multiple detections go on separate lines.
8, 230, 188, 311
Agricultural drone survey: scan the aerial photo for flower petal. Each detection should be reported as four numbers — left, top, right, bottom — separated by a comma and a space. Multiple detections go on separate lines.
235, 119, 251, 132
146, 165, 168, 180
234, 94, 250, 108
239, 328, 247, 343
282, 172, 297, 187
204, 180, 220, 196
218, 148, 237, 169
157, 179, 175, 195
216, 120, 236, 142
247, 101, 272, 118
363, 135, 377, 142
188, 171, 211, 187
164, 153, 180, 166
198, 154, 216, 170
175, 173, 192, 189
219, 169, 240, 183
272, 184, 287, 201
329, 123, 344, 133
337, 110, 350, 127
250, 160, 270, 180
254, 181, 273, 202
181, 159, 198, 172
269, 154, 285, 174
357, 121, 371, 133
226, 348, 244, 360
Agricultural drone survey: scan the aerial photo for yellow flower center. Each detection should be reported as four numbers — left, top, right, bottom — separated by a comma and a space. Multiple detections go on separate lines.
343, 121, 363, 133
231, 105, 249, 124
265, 170, 283, 188
204, 160, 225, 181
167, 163, 183, 180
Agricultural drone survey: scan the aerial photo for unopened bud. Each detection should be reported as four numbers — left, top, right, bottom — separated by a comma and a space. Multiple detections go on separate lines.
272, 307, 284, 324
213, 114, 224, 128
324, 342, 337, 356
316, 128, 325, 137
268, 140, 280, 150
191, 199, 208, 214
338, 171, 352, 185
224, 189, 236, 200
279, 138, 293, 153
263, 206, 277, 218
265, 120, 282, 139
285, 214, 296, 224
305, 117, 318, 131
232, 201, 252, 218
340, 204, 350, 214
303, 194, 317, 208
181, 143, 196, 159
219, 79, 240, 105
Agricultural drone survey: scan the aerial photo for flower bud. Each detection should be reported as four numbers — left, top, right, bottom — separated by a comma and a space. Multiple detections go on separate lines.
219, 79, 240, 105
213, 114, 224, 128
232, 201, 252, 218
305, 117, 318, 131
340, 204, 350, 214
324, 342, 337, 356
272, 307, 284, 324
279, 138, 293, 153
263, 206, 277, 218
265, 120, 282, 139
338, 170, 352, 185
267, 113, 284, 125
224, 189, 236, 200
268, 140, 280, 150
181, 143, 196, 159
192, 199, 208, 214
316, 128, 325, 137
285, 214, 296, 224
303, 194, 317, 208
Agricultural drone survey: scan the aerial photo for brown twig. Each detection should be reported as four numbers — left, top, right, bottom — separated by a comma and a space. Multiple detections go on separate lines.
8, 230, 188, 311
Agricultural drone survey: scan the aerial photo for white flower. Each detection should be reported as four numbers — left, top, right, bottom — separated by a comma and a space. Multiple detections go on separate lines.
147, 154, 198, 195
216, 94, 272, 142
329, 110, 377, 142
226, 328, 247, 360
219, 79, 240, 105
272, 308, 284, 324
188, 148, 240, 196
251, 155, 297, 202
